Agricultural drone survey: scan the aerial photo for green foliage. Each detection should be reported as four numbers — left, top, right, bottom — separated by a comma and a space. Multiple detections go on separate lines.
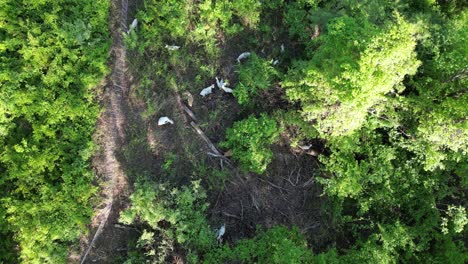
0, 0, 110, 262
203, 226, 313, 264
430, 236, 467, 264
124, 30, 139, 50
136, 0, 262, 55
275, 110, 319, 148
321, 0, 415, 24
0, 229, 17, 262
120, 180, 215, 262
221, 114, 282, 174
441, 205, 467, 235
404, 10, 468, 170
284, 0, 324, 43
233, 53, 278, 107
193, 161, 229, 190
316, 116, 467, 260
108, 1, 468, 263
162, 152, 177, 173
284, 15, 420, 138
121, 181, 315, 264
338, 222, 416, 263
437, 0, 468, 15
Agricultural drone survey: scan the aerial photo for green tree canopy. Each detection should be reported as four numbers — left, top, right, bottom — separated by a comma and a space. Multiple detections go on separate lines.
284, 15, 420, 137
0, 0, 110, 262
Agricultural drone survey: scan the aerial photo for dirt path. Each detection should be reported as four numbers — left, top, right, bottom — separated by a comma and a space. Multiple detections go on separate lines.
77, 0, 132, 263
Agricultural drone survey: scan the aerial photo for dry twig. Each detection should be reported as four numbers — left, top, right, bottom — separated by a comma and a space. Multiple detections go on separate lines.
222, 211, 241, 220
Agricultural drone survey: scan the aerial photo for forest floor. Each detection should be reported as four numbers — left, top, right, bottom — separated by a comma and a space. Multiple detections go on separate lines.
75, 1, 333, 263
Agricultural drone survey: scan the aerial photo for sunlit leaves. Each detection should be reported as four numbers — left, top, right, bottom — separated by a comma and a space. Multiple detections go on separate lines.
233, 53, 278, 107
284, 15, 420, 137
221, 114, 282, 174
204, 226, 313, 264
0, 0, 110, 262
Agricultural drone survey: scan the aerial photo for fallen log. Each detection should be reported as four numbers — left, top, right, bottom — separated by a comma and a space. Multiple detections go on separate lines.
190, 121, 223, 156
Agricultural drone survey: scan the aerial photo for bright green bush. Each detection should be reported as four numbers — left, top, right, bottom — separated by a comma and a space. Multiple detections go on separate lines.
203, 226, 313, 264
233, 53, 278, 107
231, 0, 262, 28
317, 118, 467, 262
120, 180, 215, 262
0, 0, 110, 262
136, 0, 190, 53
124, 30, 139, 50
221, 114, 281, 174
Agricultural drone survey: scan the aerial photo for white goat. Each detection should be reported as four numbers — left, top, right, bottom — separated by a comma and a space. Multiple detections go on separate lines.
127, 18, 138, 33
236, 52, 251, 63
215, 77, 233, 93
298, 144, 312, 150
165, 44, 180, 51
216, 224, 226, 241
200, 84, 215, 97
158, 116, 174, 126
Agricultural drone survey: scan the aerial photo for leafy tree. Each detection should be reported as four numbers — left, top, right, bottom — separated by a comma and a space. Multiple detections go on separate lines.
403, 10, 468, 170
284, 15, 420, 138
284, 0, 320, 43
275, 110, 320, 149
221, 114, 282, 174
317, 120, 467, 262
0, 0, 110, 262
436, 0, 468, 15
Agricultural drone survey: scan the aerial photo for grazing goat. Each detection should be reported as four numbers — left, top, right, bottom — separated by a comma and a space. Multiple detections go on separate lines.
200, 84, 215, 97
127, 18, 137, 34
236, 52, 251, 63
216, 224, 225, 242
215, 77, 233, 93
158, 116, 174, 126
165, 44, 180, 51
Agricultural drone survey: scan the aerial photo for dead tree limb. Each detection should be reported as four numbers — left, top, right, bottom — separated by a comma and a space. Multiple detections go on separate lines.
190, 121, 223, 156
258, 177, 291, 192
222, 211, 241, 220
181, 103, 197, 122
80, 203, 112, 264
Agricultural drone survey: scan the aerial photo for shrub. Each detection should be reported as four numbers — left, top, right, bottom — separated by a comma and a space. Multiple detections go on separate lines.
233, 53, 278, 107
221, 114, 281, 174
120, 180, 215, 262
231, 0, 262, 28
203, 226, 314, 264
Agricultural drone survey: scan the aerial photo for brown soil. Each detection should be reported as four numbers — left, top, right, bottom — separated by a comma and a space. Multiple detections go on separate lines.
207, 147, 334, 251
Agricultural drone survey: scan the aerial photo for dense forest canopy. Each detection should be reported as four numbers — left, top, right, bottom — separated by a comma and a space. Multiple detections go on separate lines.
0, 0, 110, 262
0, 0, 467, 263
